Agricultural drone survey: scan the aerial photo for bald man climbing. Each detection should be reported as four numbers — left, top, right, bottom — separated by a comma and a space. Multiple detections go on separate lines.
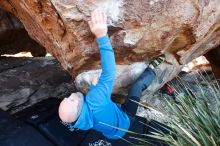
58, 10, 165, 139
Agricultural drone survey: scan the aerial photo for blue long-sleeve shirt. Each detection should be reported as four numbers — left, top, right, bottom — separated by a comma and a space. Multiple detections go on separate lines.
70, 35, 130, 139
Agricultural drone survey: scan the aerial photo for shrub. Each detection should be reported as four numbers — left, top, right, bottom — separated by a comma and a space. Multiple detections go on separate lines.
146, 72, 220, 146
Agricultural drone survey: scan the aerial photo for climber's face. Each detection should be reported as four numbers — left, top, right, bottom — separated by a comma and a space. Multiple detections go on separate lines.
58, 92, 84, 123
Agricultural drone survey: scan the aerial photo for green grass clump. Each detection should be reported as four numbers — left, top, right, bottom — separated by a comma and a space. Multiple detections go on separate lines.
145, 72, 220, 146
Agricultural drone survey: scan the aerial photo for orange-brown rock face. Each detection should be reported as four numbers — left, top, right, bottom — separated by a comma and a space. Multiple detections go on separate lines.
1, 0, 220, 72
0, 0, 220, 93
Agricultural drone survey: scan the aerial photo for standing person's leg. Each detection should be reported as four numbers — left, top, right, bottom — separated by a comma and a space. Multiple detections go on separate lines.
122, 55, 165, 117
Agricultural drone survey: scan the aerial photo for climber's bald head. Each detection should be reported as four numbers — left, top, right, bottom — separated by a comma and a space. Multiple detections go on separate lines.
58, 92, 84, 123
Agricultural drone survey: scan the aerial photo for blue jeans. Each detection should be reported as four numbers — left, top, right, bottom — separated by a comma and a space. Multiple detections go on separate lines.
121, 67, 156, 117
121, 68, 170, 145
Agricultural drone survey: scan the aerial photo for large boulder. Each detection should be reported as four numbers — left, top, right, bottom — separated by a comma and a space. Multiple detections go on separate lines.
0, 0, 220, 94
0, 57, 75, 113
75, 54, 180, 95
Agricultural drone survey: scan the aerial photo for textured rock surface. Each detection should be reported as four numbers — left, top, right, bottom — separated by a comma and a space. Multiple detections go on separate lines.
0, 57, 75, 113
0, 9, 47, 57
0, 0, 220, 93
76, 55, 181, 95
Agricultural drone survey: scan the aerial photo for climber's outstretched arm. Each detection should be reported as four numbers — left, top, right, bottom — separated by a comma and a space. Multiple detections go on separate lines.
86, 10, 116, 109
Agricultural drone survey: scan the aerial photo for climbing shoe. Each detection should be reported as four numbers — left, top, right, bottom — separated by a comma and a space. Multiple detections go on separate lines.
149, 54, 166, 69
